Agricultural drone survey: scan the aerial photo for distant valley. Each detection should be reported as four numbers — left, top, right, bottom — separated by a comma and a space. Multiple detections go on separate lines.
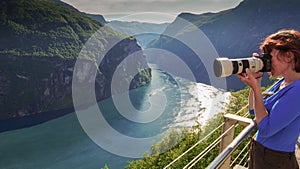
107, 21, 168, 49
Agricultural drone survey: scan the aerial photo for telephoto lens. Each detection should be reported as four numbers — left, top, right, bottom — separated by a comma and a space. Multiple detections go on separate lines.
213, 54, 272, 77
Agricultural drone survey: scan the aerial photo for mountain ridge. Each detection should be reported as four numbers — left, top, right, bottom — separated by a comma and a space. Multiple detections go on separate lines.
149, 0, 300, 90
52, 0, 108, 24
0, 0, 151, 126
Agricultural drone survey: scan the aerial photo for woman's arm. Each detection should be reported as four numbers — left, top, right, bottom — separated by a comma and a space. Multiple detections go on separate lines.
258, 87, 300, 137
251, 82, 268, 124
248, 89, 254, 115
237, 68, 267, 124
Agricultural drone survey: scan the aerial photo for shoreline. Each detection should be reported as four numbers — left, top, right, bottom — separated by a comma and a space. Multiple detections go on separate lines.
0, 107, 75, 133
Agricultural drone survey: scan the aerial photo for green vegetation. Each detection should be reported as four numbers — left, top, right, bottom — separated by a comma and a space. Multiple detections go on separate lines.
110, 85, 268, 169
122, 116, 222, 168
0, 0, 125, 59
0, 0, 151, 120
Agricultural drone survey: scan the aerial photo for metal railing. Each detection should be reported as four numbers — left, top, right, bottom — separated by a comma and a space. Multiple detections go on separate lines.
164, 112, 299, 169
163, 103, 255, 169
163, 122, 226, 169
207, 115, 255, 169
164, 80, 300, 169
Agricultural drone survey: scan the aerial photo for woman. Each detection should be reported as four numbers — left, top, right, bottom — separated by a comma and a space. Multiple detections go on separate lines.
237, 29, 300, 169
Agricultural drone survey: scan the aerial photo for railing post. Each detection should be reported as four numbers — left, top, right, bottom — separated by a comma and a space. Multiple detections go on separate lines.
218, 114, 254, 169
219, 115, 236, 169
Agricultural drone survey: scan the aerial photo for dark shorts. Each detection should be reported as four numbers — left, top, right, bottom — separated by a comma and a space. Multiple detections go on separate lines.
249, 139, 299, 169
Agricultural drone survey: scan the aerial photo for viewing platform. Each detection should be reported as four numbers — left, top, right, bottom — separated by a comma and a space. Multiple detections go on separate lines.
164, 111, 300, 169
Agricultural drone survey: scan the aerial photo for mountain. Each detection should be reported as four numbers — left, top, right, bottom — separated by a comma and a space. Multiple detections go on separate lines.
149, 0, 300, 90
107, 21, 168, 49
84, 13, 107, 25
0, 0, 151, 128
52, 0, 107, 24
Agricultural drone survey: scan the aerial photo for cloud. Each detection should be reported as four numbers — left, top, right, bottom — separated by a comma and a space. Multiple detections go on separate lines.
105, 0, 181, 2
62, 0, 243, 16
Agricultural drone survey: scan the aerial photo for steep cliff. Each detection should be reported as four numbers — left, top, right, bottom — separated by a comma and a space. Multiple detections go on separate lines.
149, 0, 300, 90
0, 0, 151, 122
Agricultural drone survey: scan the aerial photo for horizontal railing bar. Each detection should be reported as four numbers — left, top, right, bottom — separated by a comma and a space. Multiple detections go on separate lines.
183, 125, 236, 169
223, 114, 253, 127
234, 105, 248, 115
187, 138, 222, 169
163, 122, 225, 169
238, 150, 249, 167
230, 140, 251, 166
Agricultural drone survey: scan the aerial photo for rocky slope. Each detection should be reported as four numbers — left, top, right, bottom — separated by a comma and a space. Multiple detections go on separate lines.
0, 0, 151, 123
149, 0, 300, 90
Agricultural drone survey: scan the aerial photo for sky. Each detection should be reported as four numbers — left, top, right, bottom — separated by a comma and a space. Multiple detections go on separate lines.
61, 0, 244, 23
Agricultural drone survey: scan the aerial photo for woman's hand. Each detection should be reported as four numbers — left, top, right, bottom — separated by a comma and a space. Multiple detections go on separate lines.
236, 53, 263, 89
237, 68, 263, 89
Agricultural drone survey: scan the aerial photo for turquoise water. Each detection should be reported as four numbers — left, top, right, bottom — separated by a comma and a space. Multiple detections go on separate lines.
0, 112, 128, 169
0, 68, 198, 169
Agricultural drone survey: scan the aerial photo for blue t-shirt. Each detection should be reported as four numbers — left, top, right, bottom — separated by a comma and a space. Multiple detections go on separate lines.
256, 78, 300, 152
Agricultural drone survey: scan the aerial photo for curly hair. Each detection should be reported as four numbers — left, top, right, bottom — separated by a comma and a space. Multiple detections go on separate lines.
260, 29, 300, 72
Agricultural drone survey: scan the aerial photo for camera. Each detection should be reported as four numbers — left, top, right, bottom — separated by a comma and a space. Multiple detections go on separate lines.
213, 54, 272, 77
